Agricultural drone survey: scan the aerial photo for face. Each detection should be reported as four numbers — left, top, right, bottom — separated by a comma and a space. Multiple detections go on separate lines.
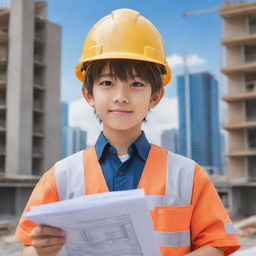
82, 65, 164, 132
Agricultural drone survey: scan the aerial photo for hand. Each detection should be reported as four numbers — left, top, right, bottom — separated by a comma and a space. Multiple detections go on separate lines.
30, 225, 66, 256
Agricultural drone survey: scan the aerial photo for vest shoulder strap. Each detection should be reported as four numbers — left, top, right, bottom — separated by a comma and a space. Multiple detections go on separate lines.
166, 151, 195, 206
54, 150, 84, 200
54, 145, 195, 206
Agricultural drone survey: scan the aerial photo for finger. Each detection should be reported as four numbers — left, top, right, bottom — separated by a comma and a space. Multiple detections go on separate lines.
31, 225, 65, 237
43, 244, 64, 254
32, 236, 65, 248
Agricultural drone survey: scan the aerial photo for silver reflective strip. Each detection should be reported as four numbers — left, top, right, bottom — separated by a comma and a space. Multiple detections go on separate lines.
54, 150, 85, 200
225, 222, 236, 234
156, 230, 190, 247
146, 195, 167, 210
166, 152, 195, 206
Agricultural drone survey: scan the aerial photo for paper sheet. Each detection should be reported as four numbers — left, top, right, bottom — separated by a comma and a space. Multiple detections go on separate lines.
24, 189, 160, 256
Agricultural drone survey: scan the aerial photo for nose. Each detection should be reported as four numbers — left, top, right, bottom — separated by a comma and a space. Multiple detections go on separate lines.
113, 85, 129, 103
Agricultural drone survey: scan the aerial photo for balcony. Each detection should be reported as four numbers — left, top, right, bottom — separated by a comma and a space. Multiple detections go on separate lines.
34, 56, 44, 67
33, 132, 44, 138
34, 84, 44, 91
34, 77, 44, 88
34, 53, 43, 63
222, 44, 256, 74
220, 2, 256, 19
222, 120, 256, 130
35, 1, 47, 19
225, 150, 256, 157
33, 124, 44, 136
32, 152, 43, 159
0, 101, 6, 111
222, 91, 256, 102
0, 119, 5, 132
34, 31, 44, 42
33, 100, 44, 113
222, 62, 256, 75
221, 33, 256, 46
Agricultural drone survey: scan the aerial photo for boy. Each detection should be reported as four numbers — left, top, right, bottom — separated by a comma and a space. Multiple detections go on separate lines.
16, 8, 240, 256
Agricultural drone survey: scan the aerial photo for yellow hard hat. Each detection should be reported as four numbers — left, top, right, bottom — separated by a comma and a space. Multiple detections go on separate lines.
76, 8, 171, 86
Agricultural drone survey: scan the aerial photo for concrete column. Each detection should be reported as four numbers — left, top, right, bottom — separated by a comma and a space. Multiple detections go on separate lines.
15, 187, 34, 215
6, 0, 34, 175
43, 22, 61, 172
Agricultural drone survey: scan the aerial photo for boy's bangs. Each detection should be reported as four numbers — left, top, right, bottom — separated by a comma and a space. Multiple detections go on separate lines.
106, 59, 155, 83
89, 59, 163, 83
83, 59, 164, 96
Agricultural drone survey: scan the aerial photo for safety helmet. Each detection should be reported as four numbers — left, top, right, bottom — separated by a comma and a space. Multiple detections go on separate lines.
76, 8, 171, 86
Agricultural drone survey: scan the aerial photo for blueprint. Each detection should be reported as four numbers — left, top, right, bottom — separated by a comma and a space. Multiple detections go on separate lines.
24, 189, 159, 256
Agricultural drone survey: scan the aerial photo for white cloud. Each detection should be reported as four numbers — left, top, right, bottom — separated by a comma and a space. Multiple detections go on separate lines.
69, 97, 178, 146
143, 97, 178, 145
167, 54, 207, 68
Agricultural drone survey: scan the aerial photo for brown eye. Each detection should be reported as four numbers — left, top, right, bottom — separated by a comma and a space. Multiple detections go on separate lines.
100, 81, 113, 86
132, 82, 144, 87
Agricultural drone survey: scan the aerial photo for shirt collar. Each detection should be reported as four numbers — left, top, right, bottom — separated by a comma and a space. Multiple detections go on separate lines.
94, 131, 151, 161
132, 131, 151, 161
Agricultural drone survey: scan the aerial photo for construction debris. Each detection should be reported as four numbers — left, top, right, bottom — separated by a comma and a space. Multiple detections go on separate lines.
234, 215, 256, 238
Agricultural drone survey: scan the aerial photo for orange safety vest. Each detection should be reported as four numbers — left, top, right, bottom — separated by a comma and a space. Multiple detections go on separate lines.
55, 144, 196, 256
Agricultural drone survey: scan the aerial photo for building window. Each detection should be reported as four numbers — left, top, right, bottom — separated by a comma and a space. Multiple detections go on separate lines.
245, 99, 256, 121
244, 45, 256, 63
248, 130, 256, 150
248, 156, 256, 180
245, 73, 256, 92
218, 191, 229, 208
249, 15, 256, 34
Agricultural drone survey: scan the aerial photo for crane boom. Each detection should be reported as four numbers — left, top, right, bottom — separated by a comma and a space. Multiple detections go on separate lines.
183, 7, 219, 17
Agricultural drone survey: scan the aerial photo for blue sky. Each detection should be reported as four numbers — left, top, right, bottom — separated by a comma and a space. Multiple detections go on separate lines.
45, 0, 253, 102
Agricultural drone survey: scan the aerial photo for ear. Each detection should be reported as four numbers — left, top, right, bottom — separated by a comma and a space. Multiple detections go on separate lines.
149, 87, 165, 109
81, 86, 95, 107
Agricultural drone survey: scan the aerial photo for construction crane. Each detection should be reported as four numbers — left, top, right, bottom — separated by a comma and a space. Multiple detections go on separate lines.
183, 7, 219, 17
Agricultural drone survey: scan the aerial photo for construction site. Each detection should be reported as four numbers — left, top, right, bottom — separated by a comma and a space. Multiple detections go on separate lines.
0, 0, 256, 255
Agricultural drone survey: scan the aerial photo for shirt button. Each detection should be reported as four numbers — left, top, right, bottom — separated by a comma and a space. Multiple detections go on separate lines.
118, 170, 124, 175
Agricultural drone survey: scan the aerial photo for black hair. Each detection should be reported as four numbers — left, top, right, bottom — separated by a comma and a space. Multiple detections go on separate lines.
82, 59, 165, 123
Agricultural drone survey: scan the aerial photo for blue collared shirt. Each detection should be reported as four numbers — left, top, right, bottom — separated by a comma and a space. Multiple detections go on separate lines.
94, 131, 151, 191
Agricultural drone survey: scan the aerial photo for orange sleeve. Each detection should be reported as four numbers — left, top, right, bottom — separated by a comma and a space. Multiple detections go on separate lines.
15, 167, 60, 245
190, 163, 240, 256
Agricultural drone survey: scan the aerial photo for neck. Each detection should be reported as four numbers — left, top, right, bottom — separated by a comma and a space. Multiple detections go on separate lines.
103, 124, 142, 156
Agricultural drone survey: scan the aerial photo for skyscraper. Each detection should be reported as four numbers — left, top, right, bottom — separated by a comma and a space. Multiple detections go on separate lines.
161, 129, 178, 153
63, 126, 87, 156
178, 72, 222, 174
61, 102, 87, 157
61, 102, 69, 158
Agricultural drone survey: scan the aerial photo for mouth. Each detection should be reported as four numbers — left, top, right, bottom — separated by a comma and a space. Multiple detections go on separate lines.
109, 110, 133, 114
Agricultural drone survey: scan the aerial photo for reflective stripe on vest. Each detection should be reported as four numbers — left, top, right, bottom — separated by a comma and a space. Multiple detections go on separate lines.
55, 150, 195, 205
54, 148, 195, 248
55, 150, 84, 200
145, 151, 195, 210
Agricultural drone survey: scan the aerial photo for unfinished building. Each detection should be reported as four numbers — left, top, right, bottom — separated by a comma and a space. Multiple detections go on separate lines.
217, 1, 256, 217
0, 0, 61, 216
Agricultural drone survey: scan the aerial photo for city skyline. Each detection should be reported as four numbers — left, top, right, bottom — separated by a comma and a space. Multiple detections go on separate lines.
42, 0, 256, 147
178, 72, 222, 174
